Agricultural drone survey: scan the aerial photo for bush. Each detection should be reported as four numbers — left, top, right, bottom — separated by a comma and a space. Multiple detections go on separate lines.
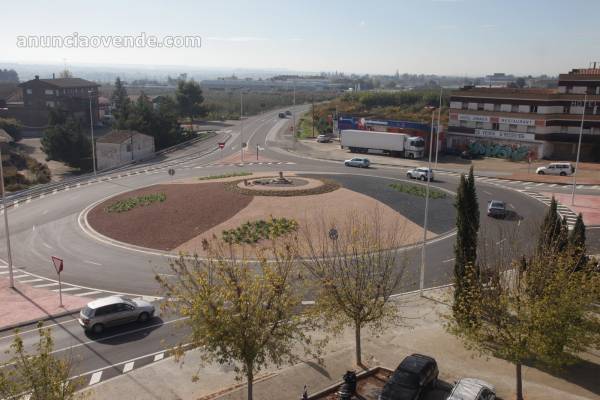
222, 217, 298, 244
389, 182, 447, 199
198, 171, 252, 180
107, 192, 166, 213
0, 118, 22, 142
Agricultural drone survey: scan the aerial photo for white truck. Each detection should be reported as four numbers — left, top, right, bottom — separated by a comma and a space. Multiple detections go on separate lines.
340, 129, 425, 159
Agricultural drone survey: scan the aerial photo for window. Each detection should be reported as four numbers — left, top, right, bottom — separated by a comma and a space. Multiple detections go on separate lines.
462, 103, 468, 110
509, 124, 518, 131
494, 104, 501, 112
477, 103, 484, 110
126, 143, 132, 152
492, 123, 499, 130
511, 105, 519, 112
44, 89, 54, 95
561, 125, 568, 133
26, 88, 32, 94
526, 125, 535, 133
476, 122, 484, 128
531, 105, 538, 113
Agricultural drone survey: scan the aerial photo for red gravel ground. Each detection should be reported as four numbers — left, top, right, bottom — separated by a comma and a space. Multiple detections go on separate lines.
87, 183, 253, 250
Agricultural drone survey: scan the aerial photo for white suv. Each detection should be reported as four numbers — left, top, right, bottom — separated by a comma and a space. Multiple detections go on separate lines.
407, 167, 434, 181
536, 163, 574, 176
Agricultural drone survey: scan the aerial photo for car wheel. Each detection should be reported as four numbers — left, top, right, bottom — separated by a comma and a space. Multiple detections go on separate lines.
344, 162, 349, 166
138, 312, 150, 322
92, 323, 104, 334
560, 172, 566, 176
407, 173, 412, 179
538, 171, 545, 175
421, 176, 426, 181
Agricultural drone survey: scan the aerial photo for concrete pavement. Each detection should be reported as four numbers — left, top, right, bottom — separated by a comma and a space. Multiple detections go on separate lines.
82, 288, 600, 400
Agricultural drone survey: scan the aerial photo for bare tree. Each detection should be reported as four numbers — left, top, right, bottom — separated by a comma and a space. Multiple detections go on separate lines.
300, 209, 410, 366
155, 237, 321, 400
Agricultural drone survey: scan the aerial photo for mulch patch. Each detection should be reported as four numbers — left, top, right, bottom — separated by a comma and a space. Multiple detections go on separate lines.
87, 183, 253, 251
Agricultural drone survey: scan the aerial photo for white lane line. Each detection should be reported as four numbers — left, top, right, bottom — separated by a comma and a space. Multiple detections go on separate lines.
33, 283, 59, 288
26, 198, 31, 203
483, 190, 492, 195
154, 353, 165, 362
535, 183, 544, 187
89, 371, 103, 385
518, 220, 522, 226
12, 274, 30, 279
84, 260, 102, 266
549, 184, 557, 187
442, 258, 456, 263
42, 242, 53, 249
52, 287, 83, 292
496, 238, 507, 245
18, 278, 44, 283
123, 362, 135, 373
75, 291, 102, 297
0, 271, 10, 275
577, 185, 584, 189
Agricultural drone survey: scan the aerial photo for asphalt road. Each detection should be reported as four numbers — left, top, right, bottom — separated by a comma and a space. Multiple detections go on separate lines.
0, 105, 596, 389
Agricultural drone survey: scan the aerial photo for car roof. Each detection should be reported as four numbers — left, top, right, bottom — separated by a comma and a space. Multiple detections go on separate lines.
489, 200, 505, 206
448, 378, 495, 399
398, 353, 435, 372
86, 295, 125, 309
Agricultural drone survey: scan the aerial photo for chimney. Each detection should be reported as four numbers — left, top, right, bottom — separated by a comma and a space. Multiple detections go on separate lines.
34, 75, 39, 80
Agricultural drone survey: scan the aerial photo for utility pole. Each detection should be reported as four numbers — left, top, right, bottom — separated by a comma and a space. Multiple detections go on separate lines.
435, 87, 443, 168
0, 143, 14, 289
420, 108, 436, 296
571, 94, 587, 205
88, 90, 97, 175
240, 92, 244, 162
292, 82, 296, 139
312, 95, 315, 138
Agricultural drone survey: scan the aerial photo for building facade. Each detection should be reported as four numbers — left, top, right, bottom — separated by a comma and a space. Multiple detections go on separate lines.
96, 130, 155, 170
447, 67, 600, 161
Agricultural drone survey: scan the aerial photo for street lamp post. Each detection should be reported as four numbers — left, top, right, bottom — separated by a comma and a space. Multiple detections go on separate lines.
88, 90, 97, 176
571, 94, 587, 205
240, 92, 244, 162
0, 142, 14, 289
420, 107, 436, 296
435, 87, 443, 168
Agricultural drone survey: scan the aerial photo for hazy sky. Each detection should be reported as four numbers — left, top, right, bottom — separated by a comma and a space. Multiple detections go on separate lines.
1, 0, 597, 76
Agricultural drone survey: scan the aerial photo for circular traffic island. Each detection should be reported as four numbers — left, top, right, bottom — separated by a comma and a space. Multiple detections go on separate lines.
85, 173, 449, 256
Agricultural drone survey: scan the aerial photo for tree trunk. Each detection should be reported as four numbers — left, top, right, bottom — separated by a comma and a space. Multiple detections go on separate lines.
355, 322, 362, 367
247, 366, 254, 400
516, 362, 523, 400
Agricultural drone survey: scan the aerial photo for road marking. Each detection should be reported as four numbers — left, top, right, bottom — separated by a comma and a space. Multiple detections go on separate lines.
18, 278, 44, 283
442, 258, 455, 263
53, 189, 57, 194
89, 371, 103, 385
577, 185, 584, 189
549, 184, 557, 187
483, 190, 492, 195
123, 362, 134, 373
26, 197, 31, 203
14, 202, 19, 208
33, 283, 59, 288
154, 353, 164, 362
518, 220, 521, 226
0, 270, 11, 274
496, 238, 507, 245
84, 260, 102, 266
12, 274, 29, 279
52, 287, 83, 292
75, 290, 101, 297
42, 242, 53, 249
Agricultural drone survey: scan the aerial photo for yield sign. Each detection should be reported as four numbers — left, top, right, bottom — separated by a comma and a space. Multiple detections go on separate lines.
218, 142, 225, 149
51, 256, 63, 274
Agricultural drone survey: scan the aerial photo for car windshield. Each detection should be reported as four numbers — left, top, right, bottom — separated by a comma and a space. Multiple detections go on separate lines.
120, 297, 136, 307
490, 202, 504, 208
410, 138, 425, 148
81, 307, 94, 318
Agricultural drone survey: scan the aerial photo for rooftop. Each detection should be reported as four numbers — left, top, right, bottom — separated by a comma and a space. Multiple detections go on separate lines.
97, 130, 148, 144
19, 76, 99, 89
559, 67, 600, 81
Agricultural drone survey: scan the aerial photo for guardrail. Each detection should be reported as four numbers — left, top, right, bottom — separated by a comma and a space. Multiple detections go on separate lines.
3, 130, 229, 207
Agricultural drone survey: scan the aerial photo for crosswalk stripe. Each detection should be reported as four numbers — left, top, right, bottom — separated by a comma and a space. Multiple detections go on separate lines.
154, 353, 164, 362
577, 185, 584, 189
549, 184, 557, 187
89, 371, 103, 385
0, 271, 10, 274
123, 362, 135, 373
52, 287, 84, 292
33, 283, 59, 288
75, 291, 102, 297
12, 274, 29, 279
18, 278, 44, 283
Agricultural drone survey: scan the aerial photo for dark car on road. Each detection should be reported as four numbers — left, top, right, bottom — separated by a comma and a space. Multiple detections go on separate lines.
379, 354, 439, 400
487, 200, 507, 218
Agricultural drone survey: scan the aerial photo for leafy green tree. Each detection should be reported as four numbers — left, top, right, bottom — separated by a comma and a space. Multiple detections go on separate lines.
537, 197, 568, 253
175, 79, 204, 131
110, 77, 131, 126
447, 242, 600, 400
155, 238, 320, 400
0, 117, 22, 142
0, 323, 85, 400
453, 166, 479, 326
301, 211, 408, 366
41, 117, 91, 169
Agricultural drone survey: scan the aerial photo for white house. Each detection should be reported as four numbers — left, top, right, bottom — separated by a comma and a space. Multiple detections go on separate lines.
96, 130, 155, 170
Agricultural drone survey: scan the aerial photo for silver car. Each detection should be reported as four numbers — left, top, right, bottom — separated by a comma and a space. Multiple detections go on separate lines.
447, 378, 496, 400
344, 157, 370, 168
79, 295, 155, 334
406, 167, 434, 181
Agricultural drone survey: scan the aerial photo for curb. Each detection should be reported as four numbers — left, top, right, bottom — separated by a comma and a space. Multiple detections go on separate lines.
0, 308, 81, 334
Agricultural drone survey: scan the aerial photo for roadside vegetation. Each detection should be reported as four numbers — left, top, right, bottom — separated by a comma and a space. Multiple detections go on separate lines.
389, 182, 447, 199
221, 217, 298, 245
106, 192, 166, 213
198, 171, 252, 181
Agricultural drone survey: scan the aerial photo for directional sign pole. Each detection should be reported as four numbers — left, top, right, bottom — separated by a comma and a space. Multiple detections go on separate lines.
51, 256, 64, 307
256, 144, 259, 161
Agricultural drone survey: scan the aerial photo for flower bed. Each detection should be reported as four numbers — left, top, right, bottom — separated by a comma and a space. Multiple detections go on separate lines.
106, 192, 166, 213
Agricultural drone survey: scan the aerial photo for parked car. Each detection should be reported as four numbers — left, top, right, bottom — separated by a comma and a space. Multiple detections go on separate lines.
406, 167, 434, 181
79, 296, 155, 334
344, 157, 370, 168
487, 200, 507, 218
536, 162, 574, 176
447, 378, 496, 400
316, 134, 332, 143
285, 110, 292, 116
278, 112, 286, 118
379, 354, 439, 400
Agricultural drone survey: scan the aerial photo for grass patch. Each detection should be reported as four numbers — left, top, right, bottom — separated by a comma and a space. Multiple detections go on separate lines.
222, 217, 298, 244
389, 183, 447, 199
198, 171, 252, 181
107, 192, 166, 213
297, 114, 316, 139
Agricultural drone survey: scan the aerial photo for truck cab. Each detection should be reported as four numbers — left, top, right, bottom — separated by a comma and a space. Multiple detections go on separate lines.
405, 137, 425, 159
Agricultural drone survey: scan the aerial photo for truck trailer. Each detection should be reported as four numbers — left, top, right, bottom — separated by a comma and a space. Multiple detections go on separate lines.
340, 129, 425, 159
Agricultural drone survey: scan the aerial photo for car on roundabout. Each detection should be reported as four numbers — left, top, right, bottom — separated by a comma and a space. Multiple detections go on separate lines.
447, 378, 496, 400
79, 295, 155, 334
406, 167, 434, 181
344, 157, 370, 168
487, 200, 507, 218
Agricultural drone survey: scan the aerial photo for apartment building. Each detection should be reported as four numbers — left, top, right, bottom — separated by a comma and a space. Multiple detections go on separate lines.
447, 67, 600, 161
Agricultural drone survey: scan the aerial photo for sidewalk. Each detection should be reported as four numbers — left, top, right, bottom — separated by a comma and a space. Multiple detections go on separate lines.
544, 192, 600, 226
0, 276, 88, 331
294, 139, 600, 185
83, 289, 600, 400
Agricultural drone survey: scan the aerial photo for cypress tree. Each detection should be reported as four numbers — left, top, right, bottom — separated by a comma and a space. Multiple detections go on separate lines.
568, 213, 588, 270
538, 197, 568, 254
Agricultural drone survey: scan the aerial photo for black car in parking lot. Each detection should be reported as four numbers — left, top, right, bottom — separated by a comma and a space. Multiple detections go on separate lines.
379, 354, 439, 400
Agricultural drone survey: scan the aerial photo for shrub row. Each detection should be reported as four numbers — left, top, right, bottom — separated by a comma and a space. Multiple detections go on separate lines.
388, 183, 447, 199
198, 171, 252, 181
222, 217, 298, 245
107, 192, 166, 213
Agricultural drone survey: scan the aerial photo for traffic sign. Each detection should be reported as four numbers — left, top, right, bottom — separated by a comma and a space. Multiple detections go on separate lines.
51, 256, 63, 274
218, 142, 225, 149
168, 168, 175, 176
